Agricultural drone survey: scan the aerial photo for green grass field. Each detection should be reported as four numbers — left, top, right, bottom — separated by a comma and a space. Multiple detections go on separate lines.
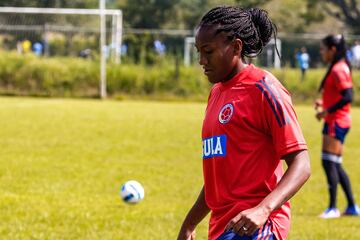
0, 97, 359, 239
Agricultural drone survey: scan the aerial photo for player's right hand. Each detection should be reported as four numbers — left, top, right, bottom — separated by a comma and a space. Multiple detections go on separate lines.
314, 99, 323, 110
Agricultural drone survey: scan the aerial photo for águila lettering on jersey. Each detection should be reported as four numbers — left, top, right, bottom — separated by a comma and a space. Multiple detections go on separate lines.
202, 135, 227, 159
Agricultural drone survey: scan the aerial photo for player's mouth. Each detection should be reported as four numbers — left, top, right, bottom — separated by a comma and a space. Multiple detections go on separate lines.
203, 67, 213, 75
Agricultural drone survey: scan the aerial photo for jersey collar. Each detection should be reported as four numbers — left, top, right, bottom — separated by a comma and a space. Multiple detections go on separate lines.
219, 64, 254, 90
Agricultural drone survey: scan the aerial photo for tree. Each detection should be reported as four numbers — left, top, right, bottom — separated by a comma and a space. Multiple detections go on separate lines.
174, 0, 271, 30
174, 0, 210, 29
304, 0, 360, 34
123, 0, 180, 28
234, 0, 269, 8
0, 0, 98, 8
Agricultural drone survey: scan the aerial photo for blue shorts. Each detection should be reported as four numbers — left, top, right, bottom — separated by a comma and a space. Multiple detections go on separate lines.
217, 220, 275, 240
322, 122, 350, 144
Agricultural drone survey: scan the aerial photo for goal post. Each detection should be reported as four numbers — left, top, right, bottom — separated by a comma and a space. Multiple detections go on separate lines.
184, 36, 195, 67
0, 6, 123, 99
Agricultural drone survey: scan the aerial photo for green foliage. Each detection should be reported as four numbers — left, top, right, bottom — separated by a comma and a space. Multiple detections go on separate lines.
1, 0, 358, 34
123, 0, 180, 28
121, 0, 270, 29
300, 0, 325, 25
272, 68, 360, 106
0, 51, 210, 99
302, 0, 360, 34
175, 0, 210, 29
47, 34, 98, 57
1, 51, 360, 105
0, 51, 99, 97
234, 0, 269, 7
0, 98, 360, 239
106, 58, 210, 98
0, 0, 98, 8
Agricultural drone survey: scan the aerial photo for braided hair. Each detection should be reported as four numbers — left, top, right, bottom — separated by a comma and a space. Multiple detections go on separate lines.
198, 6, 278, 59
318, 35, 351, 92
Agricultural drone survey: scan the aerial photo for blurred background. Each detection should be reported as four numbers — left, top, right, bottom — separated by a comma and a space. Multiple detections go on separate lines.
0, 0, 359, 102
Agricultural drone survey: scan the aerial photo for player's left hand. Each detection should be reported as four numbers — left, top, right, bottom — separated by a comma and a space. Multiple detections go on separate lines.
315, 110, 327, 121
224, 205, 270, 236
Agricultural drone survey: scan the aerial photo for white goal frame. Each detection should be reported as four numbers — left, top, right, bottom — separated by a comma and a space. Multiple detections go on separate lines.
0, 6, 123, 99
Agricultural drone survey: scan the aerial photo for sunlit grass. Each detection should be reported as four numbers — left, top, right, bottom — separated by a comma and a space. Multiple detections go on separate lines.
0, 97, 359, 239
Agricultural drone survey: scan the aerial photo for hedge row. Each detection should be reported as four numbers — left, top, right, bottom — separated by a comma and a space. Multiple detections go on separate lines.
0, 50, 359, 104
0, 51, 210, 99
273, 68, 360, 105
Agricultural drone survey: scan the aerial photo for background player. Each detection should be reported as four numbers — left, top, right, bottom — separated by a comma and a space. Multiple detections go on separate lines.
316, 34, 360, 218
177, 6, 311, 240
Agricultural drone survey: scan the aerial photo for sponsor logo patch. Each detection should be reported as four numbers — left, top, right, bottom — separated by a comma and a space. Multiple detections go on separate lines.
202, 135, 226, 159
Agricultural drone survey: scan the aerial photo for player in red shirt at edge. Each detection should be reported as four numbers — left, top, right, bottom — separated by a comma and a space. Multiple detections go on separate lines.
177, 6, 311, 240
315, 35, 360, 218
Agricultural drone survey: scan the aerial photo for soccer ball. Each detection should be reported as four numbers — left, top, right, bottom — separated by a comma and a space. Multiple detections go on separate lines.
120, 180, 145, 204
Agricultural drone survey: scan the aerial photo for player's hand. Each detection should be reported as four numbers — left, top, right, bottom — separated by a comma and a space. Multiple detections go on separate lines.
314, 99, 323, 110
177, 225, 196, 240
224, 205, 270, 237
316, 110, 327, 121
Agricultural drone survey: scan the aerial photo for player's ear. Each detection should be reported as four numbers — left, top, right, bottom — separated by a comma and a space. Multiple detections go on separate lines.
233, 38, 243, 57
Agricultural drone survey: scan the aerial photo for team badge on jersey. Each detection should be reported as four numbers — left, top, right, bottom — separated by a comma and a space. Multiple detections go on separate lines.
219, 103, 234, 124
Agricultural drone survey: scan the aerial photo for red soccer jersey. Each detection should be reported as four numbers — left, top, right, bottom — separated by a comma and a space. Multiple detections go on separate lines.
202, 64, 307, 240
322, 60, 353, 127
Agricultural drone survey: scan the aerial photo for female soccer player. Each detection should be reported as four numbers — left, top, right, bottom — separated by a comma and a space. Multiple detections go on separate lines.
316, 34, 360, 218
177, 6, 311, 240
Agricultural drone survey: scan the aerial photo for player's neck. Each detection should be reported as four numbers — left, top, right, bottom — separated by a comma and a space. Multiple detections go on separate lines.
223, 61, 248, 83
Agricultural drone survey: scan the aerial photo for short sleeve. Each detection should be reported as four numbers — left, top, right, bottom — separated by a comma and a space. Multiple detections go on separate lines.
333, 64, 352, 91
256, 77, 307, 159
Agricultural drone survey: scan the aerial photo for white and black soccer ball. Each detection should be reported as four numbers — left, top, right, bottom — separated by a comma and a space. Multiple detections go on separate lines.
120, 180, 145, 204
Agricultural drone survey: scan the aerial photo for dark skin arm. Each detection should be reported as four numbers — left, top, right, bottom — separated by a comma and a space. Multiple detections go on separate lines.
316, 88, 353, 121
225, 149, 311, 236
177, 187, 210, 240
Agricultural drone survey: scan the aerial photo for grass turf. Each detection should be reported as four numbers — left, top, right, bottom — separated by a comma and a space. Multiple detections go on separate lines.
0, 97, 359, 239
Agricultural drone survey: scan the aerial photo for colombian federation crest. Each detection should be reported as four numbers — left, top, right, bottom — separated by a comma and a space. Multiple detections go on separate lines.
218, 103, 234, 124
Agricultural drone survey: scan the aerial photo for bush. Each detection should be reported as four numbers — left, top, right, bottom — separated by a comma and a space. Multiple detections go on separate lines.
0, 50, 359, 104
272, 68, 360, 105
0, 51, 99, 97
